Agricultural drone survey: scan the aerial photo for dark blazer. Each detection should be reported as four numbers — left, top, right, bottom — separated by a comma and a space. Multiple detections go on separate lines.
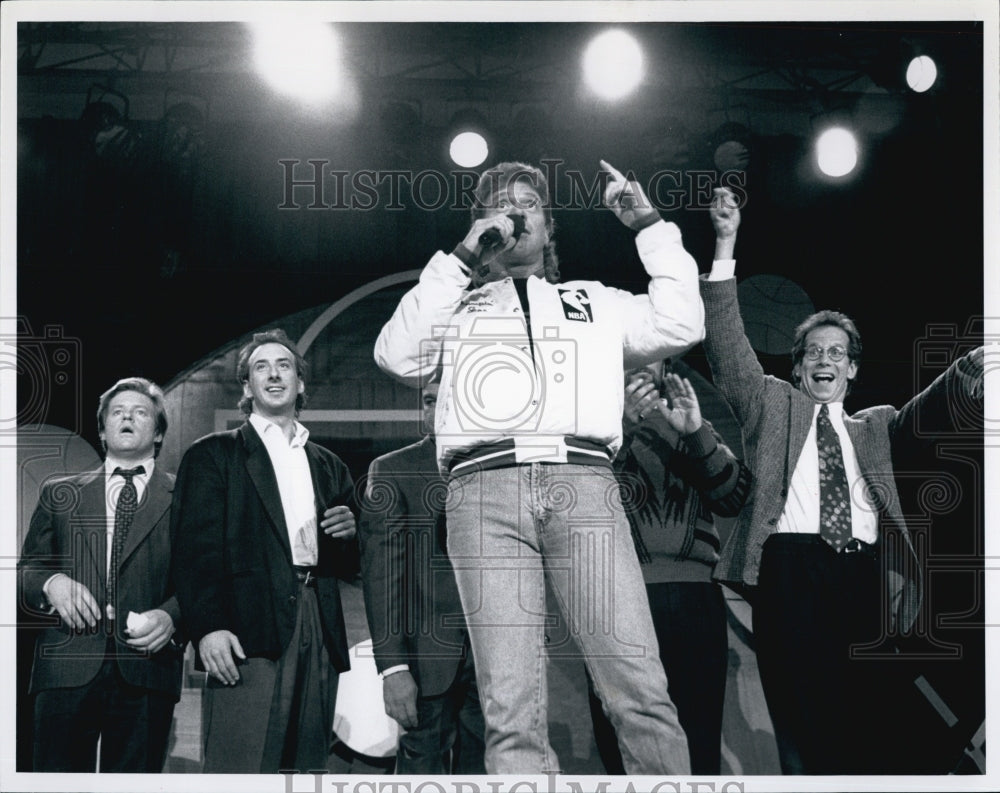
19, 465, 183, 700
171, 421, 359, 672
700, 277, 982, 634
359, 436, 468, 697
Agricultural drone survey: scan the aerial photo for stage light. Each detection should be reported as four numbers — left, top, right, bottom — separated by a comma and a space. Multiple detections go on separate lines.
582, 29, 644, 100
815, 127, 858, 178
906, 55, 938, 93
250, 21, 343, 105
448, 109, 490, 168
450, 131, 489, 168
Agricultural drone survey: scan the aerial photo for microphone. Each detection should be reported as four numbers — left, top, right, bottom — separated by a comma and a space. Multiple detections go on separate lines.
478, 214, 526, 249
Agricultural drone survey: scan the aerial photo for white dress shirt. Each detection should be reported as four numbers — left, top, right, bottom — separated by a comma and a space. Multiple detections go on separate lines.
778, 401, 879, 544
249, 413, 319, 566
103, 455, 155, 579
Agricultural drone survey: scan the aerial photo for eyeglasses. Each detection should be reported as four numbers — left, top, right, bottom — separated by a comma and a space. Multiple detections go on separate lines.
802, 344, 848, 362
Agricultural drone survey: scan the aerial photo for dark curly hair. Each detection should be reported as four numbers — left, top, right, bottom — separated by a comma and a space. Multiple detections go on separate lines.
236, 328, 308, 416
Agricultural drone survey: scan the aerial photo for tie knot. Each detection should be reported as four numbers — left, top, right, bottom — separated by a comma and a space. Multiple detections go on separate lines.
818, 403, 831, 421
114, 465, 145, 482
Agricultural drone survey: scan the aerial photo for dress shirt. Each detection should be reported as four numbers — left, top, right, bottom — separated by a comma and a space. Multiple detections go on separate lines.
778, 399, 879, 544
104, 456, 155, 579
249, 413, 319, 566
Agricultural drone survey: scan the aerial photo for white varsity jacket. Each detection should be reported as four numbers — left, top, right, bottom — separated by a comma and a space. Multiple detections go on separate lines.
374, 220, 705, 473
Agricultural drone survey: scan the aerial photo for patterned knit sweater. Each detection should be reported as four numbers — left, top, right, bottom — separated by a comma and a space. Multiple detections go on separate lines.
616, 413, 752, 584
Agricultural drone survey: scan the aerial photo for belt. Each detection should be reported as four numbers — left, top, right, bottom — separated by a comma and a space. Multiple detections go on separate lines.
294, 566, 317, 587
447, 436, 613, 476
842, 537, 878, 559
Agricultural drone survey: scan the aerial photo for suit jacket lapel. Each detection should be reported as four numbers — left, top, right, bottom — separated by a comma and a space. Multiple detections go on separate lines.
74, 469, 108, 595
787, 391, 815, 473
119, 466, 173, 567
306, 442, 333, 513
843, 414, 884, 509
241, 422, 293, 561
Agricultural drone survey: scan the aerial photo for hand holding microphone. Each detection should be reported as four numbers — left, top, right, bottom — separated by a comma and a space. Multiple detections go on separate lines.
479, 213, 526, 248
462, 213, 526, 255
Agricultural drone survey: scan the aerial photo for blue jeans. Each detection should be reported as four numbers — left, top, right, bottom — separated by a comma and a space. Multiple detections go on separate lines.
446, 463, 690, 775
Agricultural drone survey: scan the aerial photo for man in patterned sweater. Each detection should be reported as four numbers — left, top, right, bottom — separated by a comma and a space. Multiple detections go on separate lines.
588, 361, 750, 774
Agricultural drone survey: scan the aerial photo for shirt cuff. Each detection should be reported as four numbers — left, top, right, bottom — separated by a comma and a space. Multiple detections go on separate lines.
41, 573, 67, 612
451, 243, 477, 273
707, 259, 736, 281
380, 664, 410, 678
631, 211, 662, 233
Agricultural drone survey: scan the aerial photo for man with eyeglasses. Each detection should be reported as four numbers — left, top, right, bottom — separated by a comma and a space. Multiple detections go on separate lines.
700, 188, 984, 775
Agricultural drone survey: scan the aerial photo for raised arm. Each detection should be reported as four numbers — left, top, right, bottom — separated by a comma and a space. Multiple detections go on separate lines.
700, 187, 769, 427
628, 372, 752, 517
890, 344, 985, 451
374, 251, 475, 387
600, 160, 704, 366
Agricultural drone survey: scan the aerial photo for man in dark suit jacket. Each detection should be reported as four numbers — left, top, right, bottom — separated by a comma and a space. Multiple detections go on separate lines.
171, 328, 359, 773
702, 188, 984, 774
19, 377, 183, 772
359, 381, 485, 773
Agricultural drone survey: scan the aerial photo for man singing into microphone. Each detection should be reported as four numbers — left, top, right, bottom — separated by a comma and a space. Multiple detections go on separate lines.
374, 160, 704, 774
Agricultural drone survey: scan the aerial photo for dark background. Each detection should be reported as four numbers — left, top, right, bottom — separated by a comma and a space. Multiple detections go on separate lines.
15, 20, 986, 445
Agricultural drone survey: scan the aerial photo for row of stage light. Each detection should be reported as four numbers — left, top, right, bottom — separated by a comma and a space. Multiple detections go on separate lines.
250, 22, 940, 179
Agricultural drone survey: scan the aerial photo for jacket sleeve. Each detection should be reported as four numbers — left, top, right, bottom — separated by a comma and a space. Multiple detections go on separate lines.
678, 422, 753, 518
153, 473, 183, 634
170, 439, 234, 646
699, 275, 769, 429
620, 220, 705, 368
18, 481, 72, 613
888, 345, 984, 452
327, 454, 361, 581
373, 251, 472, 386
358, 457, 411, 672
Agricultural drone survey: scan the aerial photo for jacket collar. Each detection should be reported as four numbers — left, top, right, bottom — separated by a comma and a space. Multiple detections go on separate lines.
239, 421, 294, 561
118, 465, 174, 567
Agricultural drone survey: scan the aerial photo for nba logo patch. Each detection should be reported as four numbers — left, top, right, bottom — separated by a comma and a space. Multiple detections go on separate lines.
559, 289, 593, 322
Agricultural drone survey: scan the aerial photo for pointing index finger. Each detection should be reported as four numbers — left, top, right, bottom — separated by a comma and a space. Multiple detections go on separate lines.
599, 159, 625, 182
